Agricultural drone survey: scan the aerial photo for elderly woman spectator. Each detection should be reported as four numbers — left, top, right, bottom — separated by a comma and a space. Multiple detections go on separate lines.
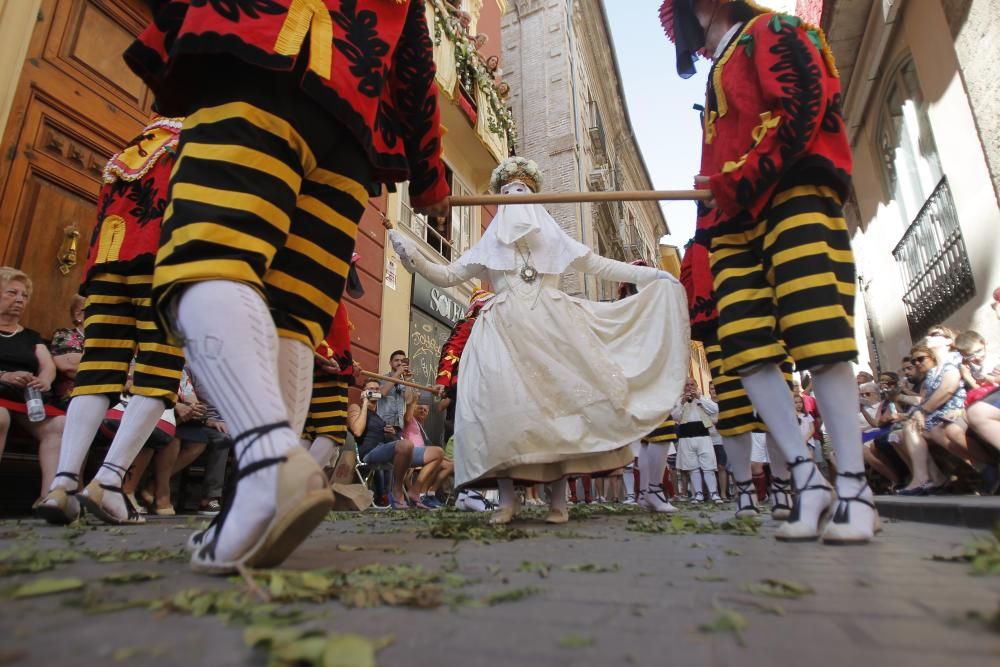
49, 295, 86, 409
0, 267, 65, 499
896, 328, 973, 494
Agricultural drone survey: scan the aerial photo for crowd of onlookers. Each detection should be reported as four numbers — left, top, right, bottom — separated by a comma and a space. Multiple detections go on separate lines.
2, 264, 999, 517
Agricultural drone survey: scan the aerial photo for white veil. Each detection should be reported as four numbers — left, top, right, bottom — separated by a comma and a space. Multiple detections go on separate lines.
453, 181, 591, 274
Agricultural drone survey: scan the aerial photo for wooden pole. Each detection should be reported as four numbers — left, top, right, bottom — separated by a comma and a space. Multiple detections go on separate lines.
360, 370, 439, 394
448, 189, 710, 207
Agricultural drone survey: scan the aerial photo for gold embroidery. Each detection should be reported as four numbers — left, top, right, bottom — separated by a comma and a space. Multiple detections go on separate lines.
95, 215, 127, 264
721, 111, 782, 174
274, 0, 334, 80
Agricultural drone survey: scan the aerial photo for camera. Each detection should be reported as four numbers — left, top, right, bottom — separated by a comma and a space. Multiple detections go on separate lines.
363, 390, 382, 400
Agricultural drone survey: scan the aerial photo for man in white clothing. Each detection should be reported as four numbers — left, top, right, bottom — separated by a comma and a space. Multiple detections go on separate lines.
672, 379, 723, 503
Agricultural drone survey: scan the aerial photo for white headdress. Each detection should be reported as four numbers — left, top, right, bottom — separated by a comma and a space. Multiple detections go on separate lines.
454, 157, 590, 274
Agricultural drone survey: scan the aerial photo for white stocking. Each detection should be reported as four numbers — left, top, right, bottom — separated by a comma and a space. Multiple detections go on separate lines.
637, 442, 650, 493
94, 395, 165, 486
739, 364, 815, 489
51, 394, 110, 490
308, 436, 336, 468
701, 467, 719, 495
689, 468, 704, 497
646, 443, 669, 492
278, 337, 314, 436
175, 281, 299, 562
810, 362, 865, 474
765, 433, 789, 479
722, 433, 753, 482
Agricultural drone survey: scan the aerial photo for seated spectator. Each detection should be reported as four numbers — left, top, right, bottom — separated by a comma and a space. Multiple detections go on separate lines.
348, 378, 420, 510
0, 267, 65, 499
126, 369, 230, 515
897, 332, 969, 494
49, 295, 85, 410
402, 394, 444, 507
955, 330, 1000, 492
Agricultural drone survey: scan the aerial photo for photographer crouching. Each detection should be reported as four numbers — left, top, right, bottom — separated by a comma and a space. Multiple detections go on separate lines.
348, 378, 419, 510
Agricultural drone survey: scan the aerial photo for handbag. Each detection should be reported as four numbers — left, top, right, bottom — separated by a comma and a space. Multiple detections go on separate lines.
965, 383, 999, 407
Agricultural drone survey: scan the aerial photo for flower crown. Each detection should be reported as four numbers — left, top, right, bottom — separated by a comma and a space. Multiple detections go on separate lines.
489, 156, 543, 194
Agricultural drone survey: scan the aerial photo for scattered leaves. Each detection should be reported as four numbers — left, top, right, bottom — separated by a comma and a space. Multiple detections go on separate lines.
742, 579, 814, 599
418, 514, 531, 542
245, 625, 393, 667
517, 561, 552, 578
7, 577, 84, 599
562, 563, 621, 573
627, 514, 759, 536
101, 571, 163, 585
557, 633, 595, 649
0, 546, 82, 577
930, 524, 1000, 576
483, 586, 541, 605
965, 603, 1000, 634
698, 604, 748, 645
84, 547, 186, 563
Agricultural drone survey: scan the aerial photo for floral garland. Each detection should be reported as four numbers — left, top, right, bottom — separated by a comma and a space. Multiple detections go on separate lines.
489, 156, 543, 194
430, 0, 518, 150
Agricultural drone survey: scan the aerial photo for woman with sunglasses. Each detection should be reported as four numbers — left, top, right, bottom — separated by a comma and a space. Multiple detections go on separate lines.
896, 330, 969, 495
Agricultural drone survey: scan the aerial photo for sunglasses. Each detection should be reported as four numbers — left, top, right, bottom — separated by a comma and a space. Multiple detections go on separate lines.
911, 355, 931, 364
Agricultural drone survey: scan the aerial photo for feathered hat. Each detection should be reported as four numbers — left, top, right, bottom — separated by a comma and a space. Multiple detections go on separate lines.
658, 0, 768, 78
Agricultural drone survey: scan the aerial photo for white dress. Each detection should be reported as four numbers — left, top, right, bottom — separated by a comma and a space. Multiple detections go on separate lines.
408, 248, 690, 487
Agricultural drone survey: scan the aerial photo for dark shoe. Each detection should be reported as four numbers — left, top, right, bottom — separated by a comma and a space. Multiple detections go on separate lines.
895, 483, 929, 496
199, 499, 222, 516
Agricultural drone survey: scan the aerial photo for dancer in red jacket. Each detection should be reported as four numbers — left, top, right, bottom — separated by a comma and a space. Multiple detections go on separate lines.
661, 0, 876, 543
126, 0, 450, 572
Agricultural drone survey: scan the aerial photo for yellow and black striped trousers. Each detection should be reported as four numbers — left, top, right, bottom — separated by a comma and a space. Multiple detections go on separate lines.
645, 417, 678, 444
74, 271, 185, 406
709, 184, 857, 375
303, 375, 350, 446
704, 341, 765, 436
154, 66, 373, 348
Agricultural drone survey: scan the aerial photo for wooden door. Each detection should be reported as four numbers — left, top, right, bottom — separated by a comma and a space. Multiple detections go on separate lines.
0, 0, 152, 340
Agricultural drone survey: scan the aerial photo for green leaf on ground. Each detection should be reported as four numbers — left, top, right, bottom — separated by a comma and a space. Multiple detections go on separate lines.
743, 578, 814, 599
84, 547, 185, 563
562, 563, 621, 573
7, 577, 84, 599
517, 561, 552, 578
724, 549, 742, 556
557, 633, 595, 649
0, 546, 80, 577
931, 524, 1000, 576
694, 575, 728, 582
245, 625, 392, 667
965, 604, 1000, 634
698, 606, 748, 645
483, 586, 541, 605
627, 514, 760, 536
418, 514, 531, 542
101, 571, 163, 585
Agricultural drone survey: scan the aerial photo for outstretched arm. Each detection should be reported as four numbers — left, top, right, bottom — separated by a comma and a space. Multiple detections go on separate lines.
390, 229, 481, 287
570, 251, 676, 287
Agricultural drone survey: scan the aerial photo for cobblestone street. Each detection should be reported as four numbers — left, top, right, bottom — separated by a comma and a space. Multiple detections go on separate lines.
1, 505, 998, 667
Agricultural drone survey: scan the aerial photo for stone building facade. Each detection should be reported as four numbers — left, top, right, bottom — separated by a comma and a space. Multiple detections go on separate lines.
501, 0, 668, 299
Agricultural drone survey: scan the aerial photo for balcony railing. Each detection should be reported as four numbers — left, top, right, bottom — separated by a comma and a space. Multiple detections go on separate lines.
399, 202, 456, 263
892, 177, 975, 339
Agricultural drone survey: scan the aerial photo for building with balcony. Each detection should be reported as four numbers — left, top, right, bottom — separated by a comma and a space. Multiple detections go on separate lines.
500, 0, 668, 301
378, 0, 512, 442
812, 0, 1000, 372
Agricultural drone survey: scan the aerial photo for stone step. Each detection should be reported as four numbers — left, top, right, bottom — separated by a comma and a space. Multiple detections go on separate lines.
874, 495, 1000, 529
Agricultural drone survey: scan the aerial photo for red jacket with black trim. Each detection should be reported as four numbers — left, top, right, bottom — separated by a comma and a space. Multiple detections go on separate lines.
315, 301, 354, 378
697, 13, 852, 235
679, 238, 717, 344
81, 117, 183, 290
124, 0, 449, 207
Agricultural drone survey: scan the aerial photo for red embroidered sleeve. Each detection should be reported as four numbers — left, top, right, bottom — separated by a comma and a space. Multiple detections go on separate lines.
388, 0, 449, 208
709, 18, 830, 218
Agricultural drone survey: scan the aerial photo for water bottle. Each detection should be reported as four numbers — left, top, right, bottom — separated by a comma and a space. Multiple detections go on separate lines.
25, 387, 45, 422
